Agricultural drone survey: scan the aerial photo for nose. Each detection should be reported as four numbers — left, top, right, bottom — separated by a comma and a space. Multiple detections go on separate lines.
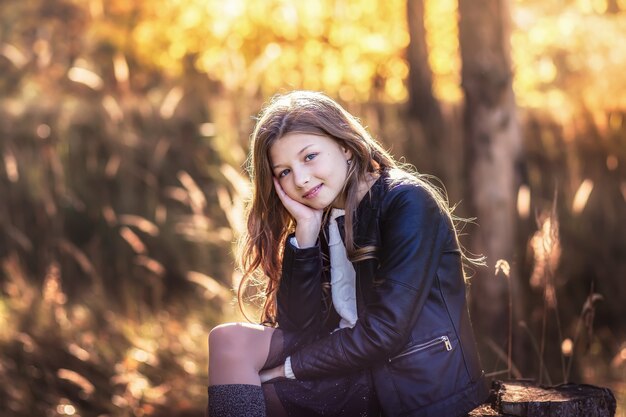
293, 167, 310, 189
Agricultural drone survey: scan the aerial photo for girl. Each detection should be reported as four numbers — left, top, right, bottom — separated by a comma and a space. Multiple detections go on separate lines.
208, 91, 488, 417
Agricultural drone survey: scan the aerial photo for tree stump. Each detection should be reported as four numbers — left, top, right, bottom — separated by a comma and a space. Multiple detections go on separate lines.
469, 380, 616, 417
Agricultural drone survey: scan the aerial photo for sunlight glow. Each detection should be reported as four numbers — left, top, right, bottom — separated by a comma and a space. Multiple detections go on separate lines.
223, 0, 245, 19
119, 227, 147, 254
199, 123, 216, 137
177, 171, 207, 213
426, 0, 461, 102
183, 359, 198, 374
56, 403, 77, 416
68, 67, 103, 90
186, 271, 232, 301
124, 0, 411, 102
88, 0, 103, 18
160, 87, 184, 119
105, 154, 121, 178
385, 77, 408, 101
112, 395, 127, 408
113, 53, 130, 84
2, 3, 626, 414
591, 0, 608, 14
517, 184, 531, 219
3, 150, 19, 182
557, 13, 577, 37
577, 0, 595, 14
0, 43, 27, 68
119, 215, 159, 237
131, 348, 150, 363
609, 113, 623, 130
58, 369, 95, 395
102, 206, 117, 226
34, 39, 51, 68
495, 259, 511, 278
68, 343, 91, 361
180, 7, 202, 28
561, 338, 574, 356
537, 57, 557, 83
611, 346, 626, 367
36, 124, 51, 139
530, 214, 561, 290
103, 95, 124, 123
135, 256, 165, 277
606, 155, 618, 170
572, 179, 594, 214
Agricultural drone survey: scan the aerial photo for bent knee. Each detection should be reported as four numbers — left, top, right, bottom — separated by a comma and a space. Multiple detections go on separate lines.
208, 322, 273, 360
209, 323, 239, 351
209, 324, 241, 365
209, 322, 263, 352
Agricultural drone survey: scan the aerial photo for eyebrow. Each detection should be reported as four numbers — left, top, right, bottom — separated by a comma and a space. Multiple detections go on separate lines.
271, 144, 315, 169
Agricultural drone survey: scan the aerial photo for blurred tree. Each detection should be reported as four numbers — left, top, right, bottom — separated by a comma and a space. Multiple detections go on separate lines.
606, 0, 621, 14
405, 0, 446, 180
458, 0, 523, 372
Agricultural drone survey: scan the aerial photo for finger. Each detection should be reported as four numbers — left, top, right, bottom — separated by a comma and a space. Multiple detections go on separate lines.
272, 177, 284, 202
273, 178, 296, 207
273, 177, 286, 198
272, 177, 281, 190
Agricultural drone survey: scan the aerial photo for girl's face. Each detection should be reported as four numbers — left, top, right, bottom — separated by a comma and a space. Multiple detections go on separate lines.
269, 133, 352, 210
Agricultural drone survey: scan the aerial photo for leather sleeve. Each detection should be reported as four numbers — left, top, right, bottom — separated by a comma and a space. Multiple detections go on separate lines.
289, 184, 447, 379
275, 236, 325, 332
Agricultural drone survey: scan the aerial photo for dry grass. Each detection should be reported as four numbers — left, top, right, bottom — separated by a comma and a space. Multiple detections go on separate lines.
0, 254, 235, 416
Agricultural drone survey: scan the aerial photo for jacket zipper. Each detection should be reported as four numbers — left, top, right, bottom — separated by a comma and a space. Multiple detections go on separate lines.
388, 336, 452, 363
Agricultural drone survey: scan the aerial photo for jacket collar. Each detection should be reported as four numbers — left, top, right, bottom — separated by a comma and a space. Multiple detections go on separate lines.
322, 169, 389, 248
352, 169, 388, 247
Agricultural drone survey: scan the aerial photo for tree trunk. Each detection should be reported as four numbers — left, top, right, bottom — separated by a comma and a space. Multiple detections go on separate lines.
469, 380, 617, 417
458, 0, 523, 371
405, 0, 447, 181
606, 0, 620, 14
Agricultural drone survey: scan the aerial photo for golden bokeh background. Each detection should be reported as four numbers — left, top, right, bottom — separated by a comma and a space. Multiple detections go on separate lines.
1, 0, 625, 416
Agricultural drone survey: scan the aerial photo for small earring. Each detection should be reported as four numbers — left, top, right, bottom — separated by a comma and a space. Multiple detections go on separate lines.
347, 159, 352, 166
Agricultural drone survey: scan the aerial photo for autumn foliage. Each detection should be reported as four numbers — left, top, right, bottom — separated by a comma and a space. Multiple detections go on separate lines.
1, 0, 626, 416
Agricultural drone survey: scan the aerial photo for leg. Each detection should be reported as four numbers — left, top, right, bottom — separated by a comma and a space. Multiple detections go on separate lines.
262, 381, 290, 417
207, 322, 277, 417
208, 322, 275, 385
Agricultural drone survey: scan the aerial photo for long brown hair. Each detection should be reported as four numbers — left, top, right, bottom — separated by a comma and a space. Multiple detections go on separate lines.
237, 91, 479, 324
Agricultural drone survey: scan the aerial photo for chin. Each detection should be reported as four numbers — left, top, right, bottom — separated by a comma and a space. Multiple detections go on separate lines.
305, 200, 330, 210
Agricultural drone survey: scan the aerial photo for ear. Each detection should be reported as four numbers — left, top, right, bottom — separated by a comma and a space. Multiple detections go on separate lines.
342, 146, 353, 162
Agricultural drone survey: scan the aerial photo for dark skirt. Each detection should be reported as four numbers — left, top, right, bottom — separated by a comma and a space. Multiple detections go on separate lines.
261, 328, 380, 417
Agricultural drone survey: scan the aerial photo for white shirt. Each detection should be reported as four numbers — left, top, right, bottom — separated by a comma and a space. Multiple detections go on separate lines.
328, 208, 358, 329
284, 208, 358, 379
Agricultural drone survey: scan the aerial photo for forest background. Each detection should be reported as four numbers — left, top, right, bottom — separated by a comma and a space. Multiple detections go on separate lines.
1, 0, 625, 416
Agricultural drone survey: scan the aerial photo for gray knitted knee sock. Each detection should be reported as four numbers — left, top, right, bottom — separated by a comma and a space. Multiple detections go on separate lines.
207, 384, 266, 417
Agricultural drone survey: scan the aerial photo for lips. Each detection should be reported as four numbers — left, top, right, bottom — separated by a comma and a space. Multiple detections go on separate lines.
302, 184, 322, 199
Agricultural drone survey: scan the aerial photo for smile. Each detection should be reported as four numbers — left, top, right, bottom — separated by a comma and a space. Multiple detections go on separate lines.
302, 184, 322, 199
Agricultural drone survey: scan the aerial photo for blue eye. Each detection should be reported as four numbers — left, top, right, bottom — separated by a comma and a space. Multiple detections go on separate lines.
304, 153, 317, 162
278, 169, 290, 178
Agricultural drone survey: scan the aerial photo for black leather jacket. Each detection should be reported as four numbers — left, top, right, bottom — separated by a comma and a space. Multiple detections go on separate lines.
276, 169, 488, 417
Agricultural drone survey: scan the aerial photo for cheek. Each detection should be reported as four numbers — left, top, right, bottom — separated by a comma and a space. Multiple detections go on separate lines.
278, 179, 299, 199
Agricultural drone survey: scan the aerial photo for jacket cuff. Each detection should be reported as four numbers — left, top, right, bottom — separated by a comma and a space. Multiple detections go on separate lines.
283, 233, 320, 261
284, 357, 296, 379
